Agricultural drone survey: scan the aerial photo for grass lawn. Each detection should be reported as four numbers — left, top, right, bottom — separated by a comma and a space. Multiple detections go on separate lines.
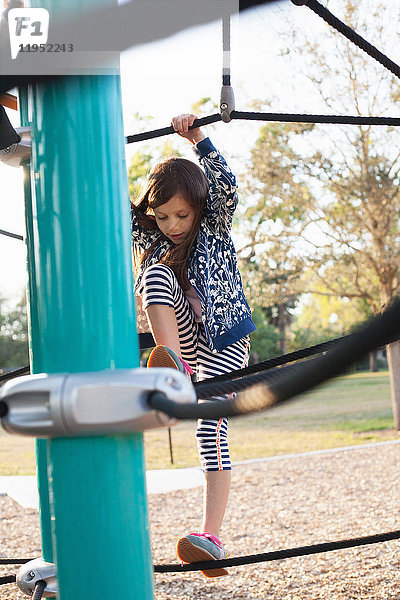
0, 371, 398, 475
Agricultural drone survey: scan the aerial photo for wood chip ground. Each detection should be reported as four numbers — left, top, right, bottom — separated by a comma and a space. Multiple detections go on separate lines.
1, 442, 399, 599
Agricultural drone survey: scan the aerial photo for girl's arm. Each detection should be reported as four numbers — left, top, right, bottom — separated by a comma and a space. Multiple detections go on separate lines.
171, 113, 238, 237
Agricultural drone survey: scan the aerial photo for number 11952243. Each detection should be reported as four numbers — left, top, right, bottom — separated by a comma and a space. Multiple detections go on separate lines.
18, 43, 74, 52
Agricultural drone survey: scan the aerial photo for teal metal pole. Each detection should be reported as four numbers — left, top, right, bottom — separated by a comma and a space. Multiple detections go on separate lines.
19, 85, 54, 563
26, 50, 154, 600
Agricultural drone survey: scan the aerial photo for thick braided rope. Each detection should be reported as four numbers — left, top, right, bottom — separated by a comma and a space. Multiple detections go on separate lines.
0, 334, 357, 387
294, 0, 400, 80
154, 529, 400, 572
32, 580, 47, 600
126, 112, 400, 143
149, 298, 400, 419
230, 111, 400, 126
0, 575, 16, 585
195, 334, 352, 391
2, 529, 399, 580
195, 326, 400, 401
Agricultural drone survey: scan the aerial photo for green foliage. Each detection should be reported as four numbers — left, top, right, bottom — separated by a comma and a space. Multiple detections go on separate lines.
128, 150, 153, 201
127, 112, 185, 204
0, 293, 29, 371
248, 306, 281, 362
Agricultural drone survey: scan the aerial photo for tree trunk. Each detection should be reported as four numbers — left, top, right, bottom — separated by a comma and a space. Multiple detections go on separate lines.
386, 341, 400, 431
369, 350, 378, 372
278, 304, 286, 354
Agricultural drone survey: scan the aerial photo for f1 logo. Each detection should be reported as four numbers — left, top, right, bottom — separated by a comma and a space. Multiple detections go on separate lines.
8, 8, 49, 59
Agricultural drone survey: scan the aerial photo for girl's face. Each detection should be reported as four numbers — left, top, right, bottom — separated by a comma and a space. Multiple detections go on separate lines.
153, 194, 196, 245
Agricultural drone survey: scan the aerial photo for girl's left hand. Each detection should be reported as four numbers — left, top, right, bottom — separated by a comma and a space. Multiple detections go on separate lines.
171, 113, 206, 145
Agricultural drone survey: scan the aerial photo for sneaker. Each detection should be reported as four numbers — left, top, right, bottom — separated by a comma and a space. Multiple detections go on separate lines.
177, 532, 228, 578
147, 345, 195, 381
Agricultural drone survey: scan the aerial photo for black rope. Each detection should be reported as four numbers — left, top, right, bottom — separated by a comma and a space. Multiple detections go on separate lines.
292, 0, 400, 80
0, 558, 32, 565
2, 529, 399, 580
149, 298, 400, 420
0, 229, 24, 241
32, 580, 47, 600
231, 111, 400, 126
126, 114, 222, 144
154, 529, 400, 572
195, 334, 352, 391
126, 112, 400, 144
0, 575, 16, 585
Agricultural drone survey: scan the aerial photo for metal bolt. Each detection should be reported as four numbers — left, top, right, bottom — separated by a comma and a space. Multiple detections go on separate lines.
28, 571, 36, 580
220, 103, 228, 110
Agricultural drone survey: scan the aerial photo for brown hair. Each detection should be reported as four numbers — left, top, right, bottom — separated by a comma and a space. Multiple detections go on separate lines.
132, 157, 209, 290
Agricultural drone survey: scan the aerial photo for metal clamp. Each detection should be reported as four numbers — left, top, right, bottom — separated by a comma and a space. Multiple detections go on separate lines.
0, 126, 31, 167
220, 85, 235, 123
17, 558, 57, 598
0, 368, 196, 437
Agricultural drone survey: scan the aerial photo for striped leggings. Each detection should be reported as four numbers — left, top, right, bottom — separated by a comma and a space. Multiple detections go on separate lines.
139, 264, 250, 472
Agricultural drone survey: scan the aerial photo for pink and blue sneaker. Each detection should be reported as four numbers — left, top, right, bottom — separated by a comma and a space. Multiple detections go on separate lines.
177, 532, 228, 578
146, 345, 195, 381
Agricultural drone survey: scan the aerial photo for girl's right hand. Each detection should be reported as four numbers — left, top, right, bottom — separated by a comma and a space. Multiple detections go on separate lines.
171, 113, 206, 145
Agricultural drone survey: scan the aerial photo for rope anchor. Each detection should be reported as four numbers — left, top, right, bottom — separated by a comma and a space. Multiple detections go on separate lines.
16, 558, 57, 598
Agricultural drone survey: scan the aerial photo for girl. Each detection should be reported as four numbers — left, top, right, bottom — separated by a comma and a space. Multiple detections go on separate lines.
131, 113, 255, 577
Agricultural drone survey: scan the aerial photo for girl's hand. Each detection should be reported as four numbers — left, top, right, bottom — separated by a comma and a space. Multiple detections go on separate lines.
171, 113, 206, 145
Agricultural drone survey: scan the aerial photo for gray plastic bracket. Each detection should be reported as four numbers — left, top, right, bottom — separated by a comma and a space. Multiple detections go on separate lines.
17, 558, 57, 598
0, 368, 196, 437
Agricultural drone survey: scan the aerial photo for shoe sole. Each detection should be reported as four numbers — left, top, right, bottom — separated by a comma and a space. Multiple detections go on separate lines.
147, 346, 179, 370
177, 537, 229, 578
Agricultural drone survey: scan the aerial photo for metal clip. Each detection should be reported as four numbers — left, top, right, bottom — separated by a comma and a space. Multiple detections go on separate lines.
220, 86, 235, 123
17, 558, 58, 598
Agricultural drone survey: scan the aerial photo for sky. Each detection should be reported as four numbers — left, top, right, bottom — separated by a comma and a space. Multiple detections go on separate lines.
0, 0, 398, 303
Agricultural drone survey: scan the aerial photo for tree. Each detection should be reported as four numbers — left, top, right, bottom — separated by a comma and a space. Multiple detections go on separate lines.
0, 293, 29, 371
235, 121, 316, 353
245, 0, 400, 426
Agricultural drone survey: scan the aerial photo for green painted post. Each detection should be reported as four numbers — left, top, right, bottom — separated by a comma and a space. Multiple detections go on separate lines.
19, 85, 54, 563
24, 39, 154, 600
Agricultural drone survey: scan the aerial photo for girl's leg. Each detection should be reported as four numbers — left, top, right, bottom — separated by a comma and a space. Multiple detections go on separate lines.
146, 305, 181, 356
196, 334, 251, 537
201, 470, 231, 537
139, 264, 198, 369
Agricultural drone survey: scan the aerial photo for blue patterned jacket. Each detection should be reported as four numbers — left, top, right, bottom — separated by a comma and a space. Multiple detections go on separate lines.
131, 137, 256, 352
